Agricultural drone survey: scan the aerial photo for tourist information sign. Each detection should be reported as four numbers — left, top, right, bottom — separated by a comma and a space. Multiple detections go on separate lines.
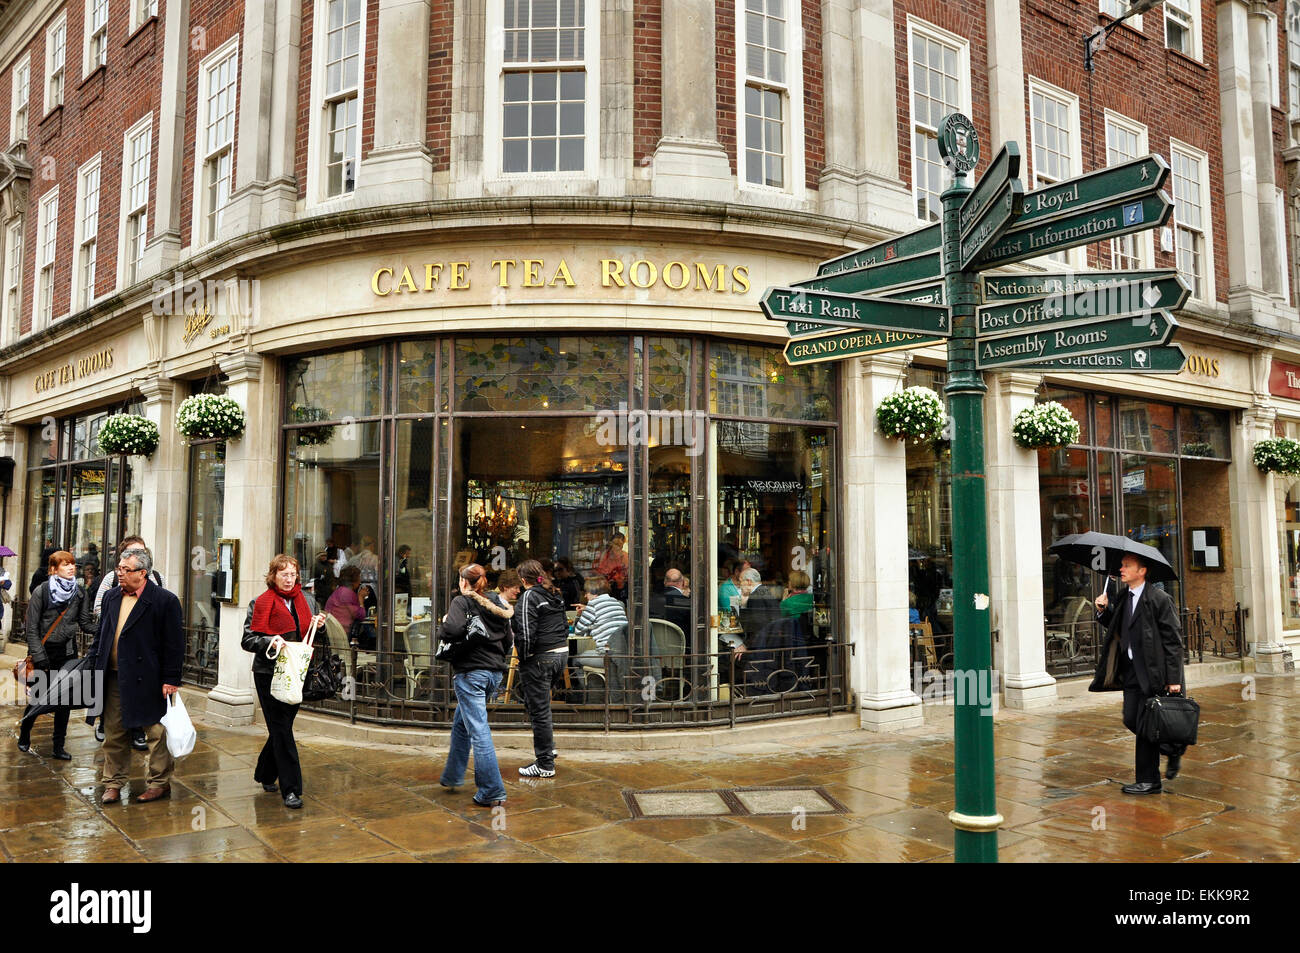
786, 282, 945, 338
976, 272, 1190, 338
763, 114, 1186, 865
975, 311, 1178, 369
761, 287, 952, 336
783, 329, 945, 365
1009, 343, 1188, 374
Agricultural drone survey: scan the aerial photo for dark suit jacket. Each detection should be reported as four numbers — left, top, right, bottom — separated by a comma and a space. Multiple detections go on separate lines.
86, 580, 185, 729
1089, 583, 1183, 696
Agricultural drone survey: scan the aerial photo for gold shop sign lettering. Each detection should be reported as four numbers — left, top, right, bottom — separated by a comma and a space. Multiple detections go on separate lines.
370, 258, 751, 296
182, 305, 214, 345
1183, 353, 1220, 378
33, 347, 114, 394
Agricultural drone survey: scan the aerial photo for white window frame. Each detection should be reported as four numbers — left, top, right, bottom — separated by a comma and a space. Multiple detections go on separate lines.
130, 0, 158, 33
1100, 1, 1144, 30
1277, 187, 1292, 304
906, 16, 972, 225
192, 37, 240, 247
46, 13, 67, 113
734, 0, 805, 199
1164, 0, 1202, 61
1103, 110, 1154, 271
2, 217, 24, 345
1289, 11, 1300, 123
117, 114, 153, 288
84, 0, 110, 75
1169, 138, 1215, 304
482, 0, 601, 184
1028, 77, 1084, 269
1269, 12, 1282, 109
306, 0, 369, 207
36, 188, 59, 329
73, 155, 102, 311
9, 54, 31, 146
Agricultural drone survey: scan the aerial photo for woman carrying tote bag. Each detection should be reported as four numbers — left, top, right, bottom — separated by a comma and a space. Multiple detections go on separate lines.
241, 554, 327, 809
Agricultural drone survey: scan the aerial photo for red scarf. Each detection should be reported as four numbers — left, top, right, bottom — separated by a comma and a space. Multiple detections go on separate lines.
251, 583, 312, 638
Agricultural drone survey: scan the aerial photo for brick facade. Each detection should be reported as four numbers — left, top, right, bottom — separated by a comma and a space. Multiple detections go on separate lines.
181, 0, 244, 247
632, 0, 661, 165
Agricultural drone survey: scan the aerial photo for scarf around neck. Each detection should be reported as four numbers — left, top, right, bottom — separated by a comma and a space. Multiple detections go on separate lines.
49, 574, 78, 604
252, 582, 312, 638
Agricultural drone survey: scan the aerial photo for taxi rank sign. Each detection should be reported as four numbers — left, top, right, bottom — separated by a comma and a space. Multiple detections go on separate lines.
761, 113, 1183, 864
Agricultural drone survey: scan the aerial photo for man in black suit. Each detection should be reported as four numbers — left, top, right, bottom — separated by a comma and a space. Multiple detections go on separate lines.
86, 548, 185, 804
1090, 554, 1185, 795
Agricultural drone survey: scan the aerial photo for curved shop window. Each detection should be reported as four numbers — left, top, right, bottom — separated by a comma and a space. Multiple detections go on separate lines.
1038, 388, 1233, 675
17, 402, 146, 644
280, 337, 844, 727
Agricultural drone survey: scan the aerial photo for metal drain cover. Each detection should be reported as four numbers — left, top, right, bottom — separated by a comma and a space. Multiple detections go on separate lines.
624, 786, 849, 819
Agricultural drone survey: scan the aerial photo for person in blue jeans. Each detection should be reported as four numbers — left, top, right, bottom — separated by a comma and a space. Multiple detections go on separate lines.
439, 564, 514, 806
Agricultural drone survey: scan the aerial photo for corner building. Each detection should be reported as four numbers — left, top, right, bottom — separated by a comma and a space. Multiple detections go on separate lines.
0, 0, 1293, 736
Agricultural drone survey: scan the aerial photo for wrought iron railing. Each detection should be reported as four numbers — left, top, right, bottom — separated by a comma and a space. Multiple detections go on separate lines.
1044, 604, 1247, 677
300, 640, 852, 730
183, 623, 220, 688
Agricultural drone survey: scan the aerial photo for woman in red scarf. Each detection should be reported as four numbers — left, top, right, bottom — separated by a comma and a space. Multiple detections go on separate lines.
240, 554, 327, 809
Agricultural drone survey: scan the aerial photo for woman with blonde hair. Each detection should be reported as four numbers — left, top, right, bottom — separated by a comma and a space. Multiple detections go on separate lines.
241, 555, 328, 809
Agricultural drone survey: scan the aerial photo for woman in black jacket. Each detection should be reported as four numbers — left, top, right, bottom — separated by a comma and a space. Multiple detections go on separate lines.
438, 563, 514, 806
240, 554, 326, 809
513, 559, 569, 779
19, 550, 96, 758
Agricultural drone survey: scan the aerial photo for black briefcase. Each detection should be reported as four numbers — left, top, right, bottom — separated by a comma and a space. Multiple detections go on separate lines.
1139, 692, 1200, 747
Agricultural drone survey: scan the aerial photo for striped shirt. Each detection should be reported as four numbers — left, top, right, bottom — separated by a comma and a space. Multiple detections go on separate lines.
573, 594, 627, 652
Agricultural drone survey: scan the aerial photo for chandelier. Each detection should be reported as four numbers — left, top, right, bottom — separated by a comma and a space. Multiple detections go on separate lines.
473, 493, 517, 542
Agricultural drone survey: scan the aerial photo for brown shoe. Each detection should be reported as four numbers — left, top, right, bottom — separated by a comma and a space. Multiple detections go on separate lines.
101, 787, 121, 804
137, 784, 171, 803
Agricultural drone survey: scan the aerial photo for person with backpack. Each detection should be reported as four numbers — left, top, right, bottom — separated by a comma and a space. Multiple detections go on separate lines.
512, 559, 569, 778
438, 563, 514, 807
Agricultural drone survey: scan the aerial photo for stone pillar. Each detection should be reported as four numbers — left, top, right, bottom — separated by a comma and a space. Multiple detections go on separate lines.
137, 377, 186, 590
650, 0, 735, 199
818, 0, 914, 230
986, 373, 1056, 709
0, 422, 25, 642
143, 0, 189, 275
843, 354, 923, 730
1236, 401, 1290, 672
224, 0, 279, 236
263, 0, 302, 225
1219, 0, 1265, 295
1248, 1, 1282, 296
357, 0, 434, 205
205, 351, 275, 724
985, 0, 1026, 159
449, 0, 487, 197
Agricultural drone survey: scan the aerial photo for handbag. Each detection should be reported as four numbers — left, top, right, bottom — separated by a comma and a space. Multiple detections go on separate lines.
266, 618, 319, 705
434, 599, 489, 663
301, 627, 344, 702
1139, 691, 1200, 747
11, 605, 69, 699
160, 693, 197, 758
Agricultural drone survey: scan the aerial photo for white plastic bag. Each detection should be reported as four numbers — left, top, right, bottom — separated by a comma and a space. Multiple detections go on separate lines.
266, 619, 318, 705
160, 693, 197, 758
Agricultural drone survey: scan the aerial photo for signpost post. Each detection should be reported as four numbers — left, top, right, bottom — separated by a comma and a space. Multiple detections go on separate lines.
763, 111, 1186, 864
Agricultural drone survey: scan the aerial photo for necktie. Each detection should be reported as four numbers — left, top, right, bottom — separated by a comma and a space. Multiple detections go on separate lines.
1122, 592, 1137, 657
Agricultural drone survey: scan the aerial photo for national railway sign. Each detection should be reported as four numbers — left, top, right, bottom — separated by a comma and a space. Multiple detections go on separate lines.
976, 272, 1190, 338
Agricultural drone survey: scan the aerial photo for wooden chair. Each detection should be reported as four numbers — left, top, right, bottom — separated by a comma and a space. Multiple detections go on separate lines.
910, 620, 937, 669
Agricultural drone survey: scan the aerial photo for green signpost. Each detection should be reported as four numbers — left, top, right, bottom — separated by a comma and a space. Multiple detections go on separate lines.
764, 113, 1185, 864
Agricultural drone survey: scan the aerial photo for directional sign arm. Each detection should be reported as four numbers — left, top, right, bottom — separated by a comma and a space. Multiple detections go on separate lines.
762, 286, 952, 336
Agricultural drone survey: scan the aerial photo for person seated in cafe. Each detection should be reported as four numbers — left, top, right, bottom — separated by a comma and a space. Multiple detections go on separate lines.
312, 548, 340, 604
571, 575, 627, 670
553, 558, 584, 608
493, 569, 523, 605
395, 545, 412, 595
594, 533, 629, 601
656, 568, 692, 636
717, 558, 745, 617
326, 565, 373, 648
738, 568, 782, 639
781, 571, 813, 619
908, 592, 921, 625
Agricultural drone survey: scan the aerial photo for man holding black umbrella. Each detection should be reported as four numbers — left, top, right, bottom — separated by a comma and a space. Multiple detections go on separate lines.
1090, 553, 1185, 794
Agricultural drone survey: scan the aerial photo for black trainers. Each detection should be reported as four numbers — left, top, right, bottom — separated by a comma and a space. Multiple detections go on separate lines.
518, 762, 555, 778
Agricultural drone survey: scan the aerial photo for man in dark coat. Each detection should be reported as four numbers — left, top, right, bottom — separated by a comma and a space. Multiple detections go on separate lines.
1089, 553, 1185, 795
85, 548, 185, 804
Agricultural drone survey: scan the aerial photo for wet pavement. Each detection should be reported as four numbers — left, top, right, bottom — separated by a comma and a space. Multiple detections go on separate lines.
2, 670, 1297, 863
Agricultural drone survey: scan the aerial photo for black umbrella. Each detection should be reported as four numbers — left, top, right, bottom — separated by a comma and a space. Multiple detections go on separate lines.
1048, 531, 1177, 583
20, 655, 100, 723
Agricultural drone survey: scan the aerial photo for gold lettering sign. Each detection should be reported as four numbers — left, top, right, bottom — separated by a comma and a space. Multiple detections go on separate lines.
371, 258, 751, 297
182, 305, 214, 345
33, 347, 114, 394
1184, 353, 1220, 378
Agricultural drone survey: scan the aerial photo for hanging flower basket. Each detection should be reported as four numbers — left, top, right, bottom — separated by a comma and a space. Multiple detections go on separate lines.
290, 403, 337, 446
176, 393, 246, 441
1181, 441, 1215, 458
1253, 437, 1300, 474
1012, 401, 1081, 450
96, 414, 160, 457
876, 387, 945, 444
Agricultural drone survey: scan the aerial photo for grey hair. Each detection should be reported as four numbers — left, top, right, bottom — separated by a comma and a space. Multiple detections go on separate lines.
740, 568, 762, 584
120, 547, 153, 574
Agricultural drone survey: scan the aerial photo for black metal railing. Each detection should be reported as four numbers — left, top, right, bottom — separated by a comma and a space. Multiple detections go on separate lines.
182, 623, 220, 688
300, 640, 852, 730
1044, 604, 1246, 677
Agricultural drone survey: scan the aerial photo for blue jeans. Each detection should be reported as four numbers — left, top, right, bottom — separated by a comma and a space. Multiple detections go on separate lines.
440, 669, 506, 802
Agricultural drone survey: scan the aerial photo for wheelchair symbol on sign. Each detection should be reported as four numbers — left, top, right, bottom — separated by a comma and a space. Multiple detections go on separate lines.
1122, 202, 1144, 226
